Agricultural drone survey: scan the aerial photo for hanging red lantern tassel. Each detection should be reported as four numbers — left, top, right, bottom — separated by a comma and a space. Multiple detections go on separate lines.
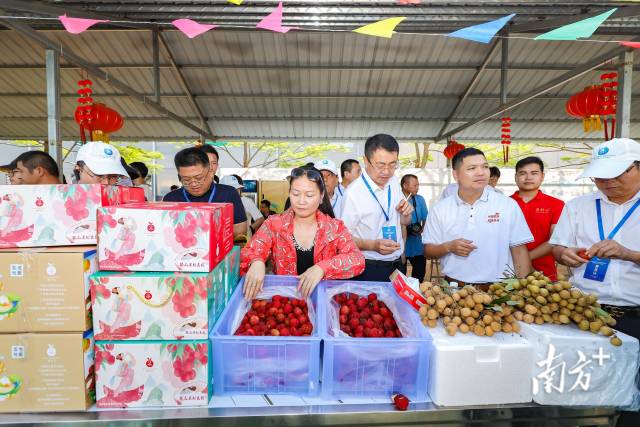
501, 117, 511, 164
599, 72, 618, 141
74, 78, 94, 144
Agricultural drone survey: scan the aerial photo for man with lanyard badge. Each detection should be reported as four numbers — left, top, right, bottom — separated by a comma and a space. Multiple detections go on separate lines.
317, 159, 344, 218
163, 147, 247, 240
551, 138, 640, 341
341, 134, 414, 282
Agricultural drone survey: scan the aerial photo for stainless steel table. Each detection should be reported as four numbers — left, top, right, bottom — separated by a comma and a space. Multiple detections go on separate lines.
0, 402, 619, 426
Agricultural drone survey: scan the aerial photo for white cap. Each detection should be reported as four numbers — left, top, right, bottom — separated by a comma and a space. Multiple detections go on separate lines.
220, 175, 243, 189
316, 159, 338, 175
76, 142, 128, 177
578, 138, 640, 179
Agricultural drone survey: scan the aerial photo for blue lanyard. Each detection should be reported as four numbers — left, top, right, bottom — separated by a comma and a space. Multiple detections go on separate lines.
411, 195, 418, 223
331, 192, 340, 209
361, 175, 391, 222
182, 184, 217, 203
337, 186, 343, 196
596, 198, 640, 240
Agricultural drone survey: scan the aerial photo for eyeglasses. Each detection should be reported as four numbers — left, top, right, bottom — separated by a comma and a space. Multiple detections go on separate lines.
366, 157, 398, 172
591, 163, 639, 183
80, 165, 118, 183
290, 167, 322, 182
179, 167, 210, 186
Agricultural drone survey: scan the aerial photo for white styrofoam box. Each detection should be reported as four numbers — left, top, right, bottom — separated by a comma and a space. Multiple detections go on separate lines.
428, 325, 534, 406
519, 322, 639, 407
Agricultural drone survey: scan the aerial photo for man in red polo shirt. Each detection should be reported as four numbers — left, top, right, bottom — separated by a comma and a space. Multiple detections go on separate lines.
511, 157, 565, 281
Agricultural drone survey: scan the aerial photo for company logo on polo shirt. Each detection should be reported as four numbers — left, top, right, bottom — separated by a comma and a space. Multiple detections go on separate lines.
487, 212, 501, 223
535, 207, 551, 215
597, 147, 610, 156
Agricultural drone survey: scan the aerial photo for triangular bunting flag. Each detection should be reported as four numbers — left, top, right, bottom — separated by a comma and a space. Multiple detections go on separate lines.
353, 17, 406, 39
535, 8, 617, 41
447, 14, 515, 43
228, 0, 244, 4
620, 41, 640, 49
172, 19, 217, 38
398, 0, 421, 4
59, 14, 109, 34
256, 1, 297, 33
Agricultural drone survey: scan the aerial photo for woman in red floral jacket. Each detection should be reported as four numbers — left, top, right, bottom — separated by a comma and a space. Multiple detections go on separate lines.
241, 166, 365, 299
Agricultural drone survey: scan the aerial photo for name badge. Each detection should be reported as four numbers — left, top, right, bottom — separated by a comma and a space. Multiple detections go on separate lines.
382, 225, 398, 242
583, 256, 610, 282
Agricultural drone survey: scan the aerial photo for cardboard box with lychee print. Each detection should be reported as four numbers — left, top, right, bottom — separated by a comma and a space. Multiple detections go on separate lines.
0, 184, 144, 248
94, 340, 210, 408
97, 202, 233, 273
89, 257, 226, 341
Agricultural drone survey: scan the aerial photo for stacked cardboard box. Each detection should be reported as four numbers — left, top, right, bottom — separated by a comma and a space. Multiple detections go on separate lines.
0, 184, 143, 412
92, 202, 236, 408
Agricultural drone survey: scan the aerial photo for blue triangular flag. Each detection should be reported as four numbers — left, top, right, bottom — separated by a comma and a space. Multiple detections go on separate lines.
447, 14, 516, 43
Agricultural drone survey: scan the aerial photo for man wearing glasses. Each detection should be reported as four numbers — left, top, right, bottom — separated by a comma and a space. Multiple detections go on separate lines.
163, 147, 247, 240
341, 134, 414, 282
551, 138, 640, 342
73, 142, 131, 185
1, 160, 22, 185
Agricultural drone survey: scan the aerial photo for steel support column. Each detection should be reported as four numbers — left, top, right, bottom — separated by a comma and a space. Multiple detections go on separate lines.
45, 49, 62, 179
0, 17, 216, 140
616, 50, 634, 138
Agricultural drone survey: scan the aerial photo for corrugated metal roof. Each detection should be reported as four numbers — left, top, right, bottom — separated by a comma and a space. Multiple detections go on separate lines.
0, 7, 639, 142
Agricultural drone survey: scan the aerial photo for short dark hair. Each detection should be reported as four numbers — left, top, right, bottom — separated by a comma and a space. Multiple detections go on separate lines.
170, 184, 179, 191
340, 159, 359, 178
401, 174, 418, 187
364, 134, 399, 160
261, 199, 271, 208
130, 161, 149, 178
198, 144, 219, 161
16, 151, 59, 177
489, 166, 501, 178
452, 147, 486, 170
174, 147, 209, 169
515, 156, 545, 173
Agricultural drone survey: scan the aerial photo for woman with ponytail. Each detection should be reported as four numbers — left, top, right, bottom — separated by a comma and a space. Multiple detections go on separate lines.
241, 165, 365, 299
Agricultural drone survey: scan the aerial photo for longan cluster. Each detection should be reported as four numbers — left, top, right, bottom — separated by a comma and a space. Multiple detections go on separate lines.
489, 271, 622, 346
418, 282, 519, 337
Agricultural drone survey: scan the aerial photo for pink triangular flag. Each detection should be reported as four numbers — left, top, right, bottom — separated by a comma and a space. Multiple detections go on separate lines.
172, 19, 217, 38
59, 14, 109, 34
256, 1, 297, 33
620, 41, 640, 49
398, 0, 421, 4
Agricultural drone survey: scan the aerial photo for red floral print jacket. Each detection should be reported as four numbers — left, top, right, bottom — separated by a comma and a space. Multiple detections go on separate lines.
240, 209, 365, 279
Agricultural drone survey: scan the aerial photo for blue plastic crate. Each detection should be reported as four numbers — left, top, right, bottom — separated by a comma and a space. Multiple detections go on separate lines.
210, 275, 321, 396
319, 280, 432, 401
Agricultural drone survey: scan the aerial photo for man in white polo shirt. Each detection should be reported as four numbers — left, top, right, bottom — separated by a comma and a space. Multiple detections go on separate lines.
551, 138, 640, 341
423, 148, 533, 288
341, 134, 414, 282
316, 159, 344, 218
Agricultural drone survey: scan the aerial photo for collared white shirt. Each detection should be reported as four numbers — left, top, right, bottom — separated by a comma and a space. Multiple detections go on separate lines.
550, 190, 640, 306
330, 185, 345, 218
423, 187, 534, 283
341, 170, 404, 261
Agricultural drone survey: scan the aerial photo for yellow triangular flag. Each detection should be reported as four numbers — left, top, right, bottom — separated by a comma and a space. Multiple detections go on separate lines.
353, 17, 406, 38
228, 0, 243, 5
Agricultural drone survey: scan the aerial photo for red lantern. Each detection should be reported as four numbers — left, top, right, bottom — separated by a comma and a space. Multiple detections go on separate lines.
565, 85, 603, 133
443, 139, 465, 159
74, 78, 124, 143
